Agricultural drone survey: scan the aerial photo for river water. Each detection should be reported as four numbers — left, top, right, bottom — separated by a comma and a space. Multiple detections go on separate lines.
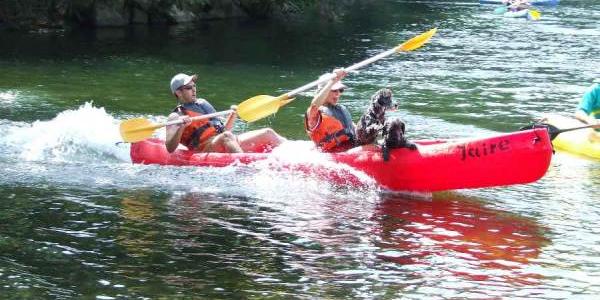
1, 0, 600, 298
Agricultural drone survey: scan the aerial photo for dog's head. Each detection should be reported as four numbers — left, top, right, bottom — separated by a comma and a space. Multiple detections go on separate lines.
370, 88, 397, 113
382, 119, 406, 147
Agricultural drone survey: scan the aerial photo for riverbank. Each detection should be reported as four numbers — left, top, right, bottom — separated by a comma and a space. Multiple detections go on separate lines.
0, 0, 366, 30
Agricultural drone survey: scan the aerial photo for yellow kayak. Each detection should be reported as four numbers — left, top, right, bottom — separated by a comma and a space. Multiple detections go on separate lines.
543, 114, 600, 159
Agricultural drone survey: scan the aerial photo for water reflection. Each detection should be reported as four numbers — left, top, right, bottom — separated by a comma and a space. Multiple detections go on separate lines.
118, 194, 159, 259
150, 191, 552, 297
0, 186, 562, 298
372, 193, 549, 285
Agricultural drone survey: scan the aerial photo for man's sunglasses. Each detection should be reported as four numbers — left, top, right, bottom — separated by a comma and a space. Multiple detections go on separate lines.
180, 85, 195, 90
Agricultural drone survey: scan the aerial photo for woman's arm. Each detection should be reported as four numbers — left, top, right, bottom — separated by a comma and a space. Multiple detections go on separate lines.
574, 109, 599, 125
306, 69, 347, 129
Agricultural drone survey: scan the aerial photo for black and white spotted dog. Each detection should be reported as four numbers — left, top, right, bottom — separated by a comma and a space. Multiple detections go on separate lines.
356, 88, 397, 146
355, 88, 417, 161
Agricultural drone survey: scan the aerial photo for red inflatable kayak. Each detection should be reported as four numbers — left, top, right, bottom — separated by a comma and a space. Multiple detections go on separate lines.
130, 128, 553, 192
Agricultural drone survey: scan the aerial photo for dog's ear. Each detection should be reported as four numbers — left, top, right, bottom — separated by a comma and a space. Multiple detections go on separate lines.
370, 92, 380, 105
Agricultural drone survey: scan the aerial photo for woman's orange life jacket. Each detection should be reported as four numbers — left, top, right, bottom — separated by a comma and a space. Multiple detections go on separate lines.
305, 104, 356, 152
174, 100, 224, 150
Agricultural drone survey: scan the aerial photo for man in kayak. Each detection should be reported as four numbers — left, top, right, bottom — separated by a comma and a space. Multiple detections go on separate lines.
165, 73, 286, 153
574, 81, 600, 142
305, 69, 357, 152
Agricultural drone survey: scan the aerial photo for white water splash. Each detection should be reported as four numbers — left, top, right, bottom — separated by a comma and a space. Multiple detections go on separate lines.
0, 103, 378, 197
263, 140, 375, 183
3, 102, 130, 163
238, 140, 377, 200
0, 90, 19, 104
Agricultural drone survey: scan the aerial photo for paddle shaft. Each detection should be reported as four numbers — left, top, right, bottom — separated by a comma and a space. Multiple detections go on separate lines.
555, 124, 600, 135
130, 110, 233, 133
521, 122, 599, 141
235, 28, 437, 123
540, 123, 600, 141
165, 110, 233, 126
286, 47, 401, 98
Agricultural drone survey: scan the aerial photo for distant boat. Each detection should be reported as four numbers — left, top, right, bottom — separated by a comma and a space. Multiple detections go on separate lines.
504, 9, 530, 18
503, 8, 541, 20
480, 0, 559, 6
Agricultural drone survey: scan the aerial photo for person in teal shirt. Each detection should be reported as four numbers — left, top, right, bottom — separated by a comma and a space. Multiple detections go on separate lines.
574, 82, 600, 140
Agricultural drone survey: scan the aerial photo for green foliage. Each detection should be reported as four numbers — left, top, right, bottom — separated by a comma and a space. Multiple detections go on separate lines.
0, 0, 49, 28
0, 0, 333, 29
0, 0, 95, 28
237, 0, 314, 18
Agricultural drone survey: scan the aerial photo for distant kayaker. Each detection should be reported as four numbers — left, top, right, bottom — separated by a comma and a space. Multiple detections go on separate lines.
305, 68, 357, 152
574, 82, 600, 141
165, 73, 286, 153
505, 0, 530, 12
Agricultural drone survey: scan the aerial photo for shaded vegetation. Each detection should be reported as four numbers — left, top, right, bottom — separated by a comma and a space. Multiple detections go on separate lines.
0, 0, 334, 30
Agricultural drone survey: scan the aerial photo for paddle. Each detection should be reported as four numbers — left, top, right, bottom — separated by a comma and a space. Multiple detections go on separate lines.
528, 9, 541, 20
236, 28, 438, 123
520, 123, 600, 140
496, 1, 541, 20
120, 109, 235, 143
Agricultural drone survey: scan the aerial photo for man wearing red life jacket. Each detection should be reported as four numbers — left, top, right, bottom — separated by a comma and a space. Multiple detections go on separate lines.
165, 73, 286, 153
305, 69, 357, 152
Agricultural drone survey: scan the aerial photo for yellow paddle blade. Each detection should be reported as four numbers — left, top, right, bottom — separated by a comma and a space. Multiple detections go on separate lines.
396, 28, 437, 52
529, 10, 541, 21
237, 94, 290, 122
279, 97, 295, 108
119, 118, 160, 143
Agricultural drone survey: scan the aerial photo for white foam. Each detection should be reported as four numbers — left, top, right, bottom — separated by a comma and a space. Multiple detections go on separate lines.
271, 141, 374, 181
3, 102, 130, 163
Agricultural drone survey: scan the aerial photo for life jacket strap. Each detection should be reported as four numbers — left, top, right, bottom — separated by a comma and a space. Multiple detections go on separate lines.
319, 129, 353, 147
190, 123, 212, 149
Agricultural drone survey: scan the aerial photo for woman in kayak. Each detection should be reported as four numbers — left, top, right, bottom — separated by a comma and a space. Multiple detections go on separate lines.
574, 81, 600, 142
305, 68, 357, 152
165, 73, 286, 153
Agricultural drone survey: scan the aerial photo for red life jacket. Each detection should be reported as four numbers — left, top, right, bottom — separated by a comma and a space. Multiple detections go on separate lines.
174, 100, 224, 150
305, 104, 356, 152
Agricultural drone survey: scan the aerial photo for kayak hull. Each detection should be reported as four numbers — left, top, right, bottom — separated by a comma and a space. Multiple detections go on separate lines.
130, 129, 553, 192
504, 9, 531, 18
543, 114, 600, 159
480, 0, 559, 5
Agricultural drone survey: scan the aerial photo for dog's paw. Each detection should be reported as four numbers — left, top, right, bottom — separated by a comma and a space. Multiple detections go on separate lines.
406, 141, 417, 150
382, 146, 391, 162
366, 123, 381, 131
